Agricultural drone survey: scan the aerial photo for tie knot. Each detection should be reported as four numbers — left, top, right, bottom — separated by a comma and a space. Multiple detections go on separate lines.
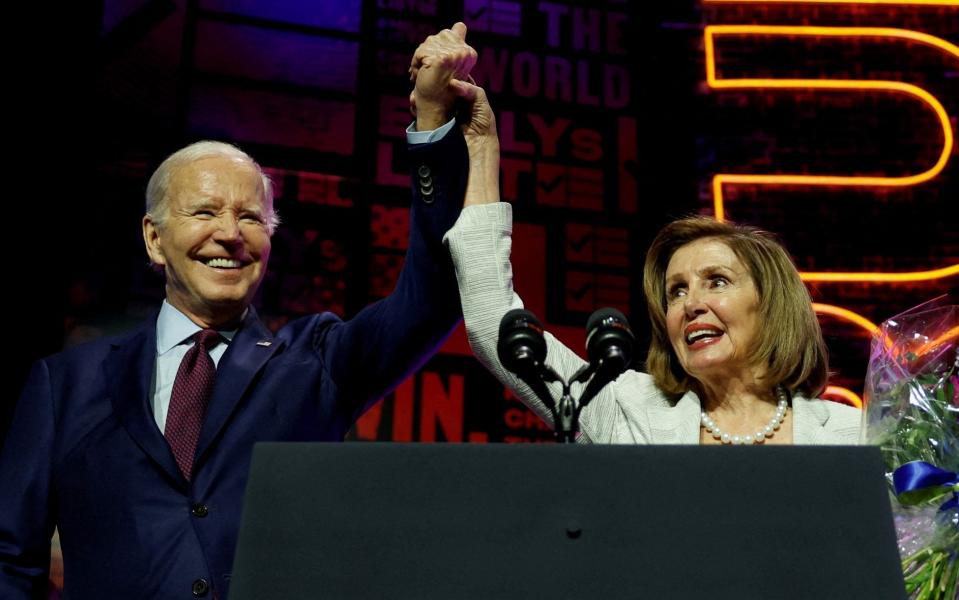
195, 329, 220, 351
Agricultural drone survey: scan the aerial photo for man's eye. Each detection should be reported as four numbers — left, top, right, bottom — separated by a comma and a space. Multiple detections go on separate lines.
195, 210, 215, 217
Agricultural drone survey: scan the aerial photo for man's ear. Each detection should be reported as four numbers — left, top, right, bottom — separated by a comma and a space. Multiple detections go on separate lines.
142, 214, 166, 268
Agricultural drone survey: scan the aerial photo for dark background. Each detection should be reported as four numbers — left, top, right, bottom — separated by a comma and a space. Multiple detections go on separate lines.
6, 0, 958, 445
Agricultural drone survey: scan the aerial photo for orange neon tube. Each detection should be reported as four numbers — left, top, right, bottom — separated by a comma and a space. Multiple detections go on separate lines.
802, 264, 959, 283
913, 325, 959, 357
812, 303, 881, 336
812, 301, 897, 348
705, 26, 958, 284
823, 386, 864, 408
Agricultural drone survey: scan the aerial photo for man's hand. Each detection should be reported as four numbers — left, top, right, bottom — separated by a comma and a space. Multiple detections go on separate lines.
409, 22, 477, 131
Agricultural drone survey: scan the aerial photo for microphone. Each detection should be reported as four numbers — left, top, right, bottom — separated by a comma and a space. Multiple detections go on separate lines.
579, 308, 635, 408
497, 309, 567, 430
496, 308, 634, 442
586, 308, 634, 374
497, 309, 547, 377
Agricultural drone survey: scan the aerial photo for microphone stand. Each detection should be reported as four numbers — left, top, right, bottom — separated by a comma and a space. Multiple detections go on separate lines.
523, 362, 606, 444
529, 352, 630, 443
498, 308, 632, 443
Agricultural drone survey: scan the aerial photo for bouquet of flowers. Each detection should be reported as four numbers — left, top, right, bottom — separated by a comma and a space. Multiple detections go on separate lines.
863, 294, 958, 600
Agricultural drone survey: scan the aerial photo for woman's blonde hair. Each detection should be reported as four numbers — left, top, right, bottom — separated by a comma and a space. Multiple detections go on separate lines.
643, 216, 827, 398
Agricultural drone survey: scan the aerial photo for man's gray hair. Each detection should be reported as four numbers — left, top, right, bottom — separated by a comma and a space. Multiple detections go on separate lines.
145, 140, 280, 234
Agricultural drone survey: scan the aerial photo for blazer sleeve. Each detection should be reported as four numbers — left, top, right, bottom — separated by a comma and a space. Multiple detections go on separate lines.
319, 125, 468, 419
444, 202, 626, 443
0, 359, 57, 598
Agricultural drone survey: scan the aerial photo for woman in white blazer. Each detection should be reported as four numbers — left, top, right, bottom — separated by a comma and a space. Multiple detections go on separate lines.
441, 80, 861, 446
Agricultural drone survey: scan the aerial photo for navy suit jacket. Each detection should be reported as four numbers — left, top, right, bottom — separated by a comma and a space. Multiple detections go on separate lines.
0, 129, 468, 599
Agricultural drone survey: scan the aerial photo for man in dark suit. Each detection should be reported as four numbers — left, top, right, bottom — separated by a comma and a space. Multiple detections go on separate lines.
0, 24, 478, 599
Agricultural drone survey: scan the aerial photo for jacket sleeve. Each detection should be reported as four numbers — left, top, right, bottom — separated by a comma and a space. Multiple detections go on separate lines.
444, 203, 589, 427
444, 202, 635, 444
319, 125, 469, 419
0, 359, 57, 598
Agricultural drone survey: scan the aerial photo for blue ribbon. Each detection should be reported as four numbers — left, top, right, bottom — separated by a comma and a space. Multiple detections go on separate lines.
893, 461, 959, 515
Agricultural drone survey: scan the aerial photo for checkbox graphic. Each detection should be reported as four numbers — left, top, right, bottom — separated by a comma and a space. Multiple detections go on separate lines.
464, 0, 521, 36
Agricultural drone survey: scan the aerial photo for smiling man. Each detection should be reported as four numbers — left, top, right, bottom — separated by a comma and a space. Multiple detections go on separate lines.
0, 23, 479, 600
143, 146, 276, 330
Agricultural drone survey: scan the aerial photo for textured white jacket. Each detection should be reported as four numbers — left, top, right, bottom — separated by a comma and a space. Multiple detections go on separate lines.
445, 203, 862, 445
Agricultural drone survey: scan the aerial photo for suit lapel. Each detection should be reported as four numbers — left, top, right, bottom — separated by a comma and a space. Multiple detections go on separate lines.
195, 308, 281, 467
106, 315, 186, 487
645, 392, 702, 444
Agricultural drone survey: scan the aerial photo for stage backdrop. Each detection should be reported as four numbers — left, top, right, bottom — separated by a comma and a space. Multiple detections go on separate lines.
54, 0, 959, 443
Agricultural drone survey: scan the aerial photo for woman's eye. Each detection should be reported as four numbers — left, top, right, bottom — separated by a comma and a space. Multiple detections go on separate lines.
667, 286, 686, 301
710, 276, 729, 287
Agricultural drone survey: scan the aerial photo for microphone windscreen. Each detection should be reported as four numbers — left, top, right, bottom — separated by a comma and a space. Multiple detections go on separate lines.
499, 308, 543, 339
497, 309, 547, 373
586, 307, 629, 336
585, 308, 634, 369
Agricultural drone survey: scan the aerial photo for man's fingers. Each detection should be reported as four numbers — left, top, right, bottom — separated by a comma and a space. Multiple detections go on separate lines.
449, 78, 479, 101
410, 25, 475, 91
459, 47, 478, 77
410, 38, 434, 69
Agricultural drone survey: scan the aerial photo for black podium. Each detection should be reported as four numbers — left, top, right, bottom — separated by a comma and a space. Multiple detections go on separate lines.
230, 444, 905, 599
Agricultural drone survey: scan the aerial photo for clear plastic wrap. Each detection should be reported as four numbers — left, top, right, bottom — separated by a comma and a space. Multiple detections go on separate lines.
863, 295, 958, 599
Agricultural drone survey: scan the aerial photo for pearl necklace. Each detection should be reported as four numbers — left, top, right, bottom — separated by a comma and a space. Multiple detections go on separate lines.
700, 386, 790, 445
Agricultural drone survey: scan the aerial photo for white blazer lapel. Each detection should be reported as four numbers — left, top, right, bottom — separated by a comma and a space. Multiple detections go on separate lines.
645, 391, 702, 444
792, 396, 830, 444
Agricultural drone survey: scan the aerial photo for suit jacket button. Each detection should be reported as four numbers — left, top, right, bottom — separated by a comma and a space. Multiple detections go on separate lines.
417, 165, 431, 178
191, 503, 209, 518
192, 578, 209, 597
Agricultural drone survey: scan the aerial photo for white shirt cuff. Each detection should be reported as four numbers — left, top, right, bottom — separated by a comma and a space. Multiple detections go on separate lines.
406, 118, 456, 144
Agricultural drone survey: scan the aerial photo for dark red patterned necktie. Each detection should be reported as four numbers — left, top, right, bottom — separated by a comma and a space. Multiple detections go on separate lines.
165, 329, 220, 481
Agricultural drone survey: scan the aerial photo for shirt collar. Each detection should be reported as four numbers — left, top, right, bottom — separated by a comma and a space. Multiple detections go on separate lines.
156, 299, 239, 355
